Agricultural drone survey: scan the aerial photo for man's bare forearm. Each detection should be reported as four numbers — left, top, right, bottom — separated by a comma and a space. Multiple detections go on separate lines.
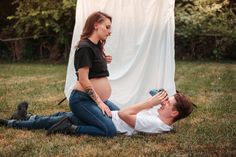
118, 98, 155, 127
120, 98, 154, 115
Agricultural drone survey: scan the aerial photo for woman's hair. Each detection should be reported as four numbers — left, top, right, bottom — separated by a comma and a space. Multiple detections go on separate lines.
76, 11, 112, 55
173, 91, 196, 121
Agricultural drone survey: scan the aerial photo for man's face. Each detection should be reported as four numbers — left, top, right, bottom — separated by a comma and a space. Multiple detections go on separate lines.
160, 96, 178, 116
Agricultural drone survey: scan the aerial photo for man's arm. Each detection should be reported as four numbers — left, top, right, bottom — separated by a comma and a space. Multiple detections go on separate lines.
118, 100, 153, 128
118, 91, 168, 127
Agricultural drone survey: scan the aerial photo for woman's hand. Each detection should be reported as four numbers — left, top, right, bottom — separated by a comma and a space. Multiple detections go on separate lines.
98, 102, 112, 117
105, 55, 112, 64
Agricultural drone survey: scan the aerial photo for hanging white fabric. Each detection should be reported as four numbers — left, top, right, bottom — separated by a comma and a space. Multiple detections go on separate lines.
65, 0, 176, 108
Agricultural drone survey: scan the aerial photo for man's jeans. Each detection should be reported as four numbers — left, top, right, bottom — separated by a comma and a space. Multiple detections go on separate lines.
69, 90, 120, 137
7, 112, 80, 129
8, 91, 120, 137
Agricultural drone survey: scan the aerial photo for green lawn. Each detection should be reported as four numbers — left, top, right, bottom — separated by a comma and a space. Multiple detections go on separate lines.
0, 61, 235, 157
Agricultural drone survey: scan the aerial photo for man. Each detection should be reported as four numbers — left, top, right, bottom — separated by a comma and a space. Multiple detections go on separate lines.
0, 90, 195, 136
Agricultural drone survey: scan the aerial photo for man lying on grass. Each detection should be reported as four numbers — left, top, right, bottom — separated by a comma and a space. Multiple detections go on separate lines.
0, 90, 195, 136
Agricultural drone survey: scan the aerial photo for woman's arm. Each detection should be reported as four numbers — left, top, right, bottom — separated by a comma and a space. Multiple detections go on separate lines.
78, 67, 112, 117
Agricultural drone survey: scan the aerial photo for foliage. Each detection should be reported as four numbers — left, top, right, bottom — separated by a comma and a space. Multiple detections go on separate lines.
0, 0, 15, 32
0, 0, 235, 61
3, 0, 76, 61
176, 0, 235, 36
175, 0, 236, 60
7, 0, 76, 44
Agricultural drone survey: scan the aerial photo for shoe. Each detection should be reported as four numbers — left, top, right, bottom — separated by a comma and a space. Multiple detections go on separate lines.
10, 101, 29, 120
0, 119, 8, 126
47, 117, 74, 135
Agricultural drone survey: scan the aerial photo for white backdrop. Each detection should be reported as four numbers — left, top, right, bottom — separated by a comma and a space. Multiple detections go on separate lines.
65, 0, 176, 108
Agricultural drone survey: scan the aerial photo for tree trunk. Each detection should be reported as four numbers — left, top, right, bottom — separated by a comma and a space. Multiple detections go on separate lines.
10, 40, 23, 61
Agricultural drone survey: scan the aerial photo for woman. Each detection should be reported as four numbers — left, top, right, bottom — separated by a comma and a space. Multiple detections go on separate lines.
69, 11, 119, 137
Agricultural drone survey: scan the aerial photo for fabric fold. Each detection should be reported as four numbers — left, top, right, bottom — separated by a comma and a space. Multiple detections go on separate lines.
65, 0, 176, 108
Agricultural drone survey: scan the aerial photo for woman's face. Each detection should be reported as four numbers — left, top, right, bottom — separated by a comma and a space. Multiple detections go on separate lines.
95, 18, 112, 40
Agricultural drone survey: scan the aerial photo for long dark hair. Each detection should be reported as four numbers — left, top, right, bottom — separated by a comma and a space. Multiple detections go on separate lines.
76, 11, 112, 56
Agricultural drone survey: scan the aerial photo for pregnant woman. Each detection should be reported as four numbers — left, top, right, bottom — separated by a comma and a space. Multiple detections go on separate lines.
69, 11, 119, 137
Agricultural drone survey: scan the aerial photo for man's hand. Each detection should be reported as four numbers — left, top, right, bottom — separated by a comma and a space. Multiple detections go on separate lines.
149, 90, 168, 106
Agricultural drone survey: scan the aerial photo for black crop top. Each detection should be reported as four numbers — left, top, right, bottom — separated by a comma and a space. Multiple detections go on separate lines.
74, 39, 109, 79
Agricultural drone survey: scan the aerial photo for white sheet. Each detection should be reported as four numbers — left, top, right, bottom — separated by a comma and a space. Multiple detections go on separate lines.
65, 0, 176, 108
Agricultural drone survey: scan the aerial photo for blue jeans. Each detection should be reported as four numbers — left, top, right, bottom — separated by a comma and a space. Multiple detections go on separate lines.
8, 112, 81, 129
69, 90, 120, 137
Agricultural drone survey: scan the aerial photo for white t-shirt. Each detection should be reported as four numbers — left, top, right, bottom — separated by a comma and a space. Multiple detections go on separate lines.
111, 111, 135, 135
111, 105, 173, 135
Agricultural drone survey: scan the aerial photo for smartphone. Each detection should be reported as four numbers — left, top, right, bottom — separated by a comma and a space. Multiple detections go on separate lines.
149, 88, 164, 96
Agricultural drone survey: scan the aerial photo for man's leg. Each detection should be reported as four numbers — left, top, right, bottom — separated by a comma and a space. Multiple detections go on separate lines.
50, 112, 86, 126
6, 112, 82, 130
7, 114, 65, 130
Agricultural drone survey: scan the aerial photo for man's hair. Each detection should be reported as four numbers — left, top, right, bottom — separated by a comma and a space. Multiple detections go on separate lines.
173, 91, 196, 121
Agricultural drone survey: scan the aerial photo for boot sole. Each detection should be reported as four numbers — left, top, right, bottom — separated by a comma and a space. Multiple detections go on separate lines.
47, 116, 69, 136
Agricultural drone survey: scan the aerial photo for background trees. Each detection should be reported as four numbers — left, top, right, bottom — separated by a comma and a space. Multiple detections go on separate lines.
0, 0, 76, 61
175, 0, 236, 60
0, 0, 235, 61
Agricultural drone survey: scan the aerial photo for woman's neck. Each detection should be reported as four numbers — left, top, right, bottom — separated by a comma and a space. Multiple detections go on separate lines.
88, 34, 100, 44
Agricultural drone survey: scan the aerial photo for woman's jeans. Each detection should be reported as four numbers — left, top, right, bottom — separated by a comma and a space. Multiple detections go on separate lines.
69, 90, 120, 137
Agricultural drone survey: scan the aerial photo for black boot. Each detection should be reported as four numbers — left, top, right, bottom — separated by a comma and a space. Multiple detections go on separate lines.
0, 119, 8, 127
10, 101, 30, 120
47, 117, 75, 135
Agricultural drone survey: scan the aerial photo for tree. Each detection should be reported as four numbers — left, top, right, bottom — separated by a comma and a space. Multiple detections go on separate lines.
175, 0, 236, 59
7, 0, 76, 60
1, 0, 235, 61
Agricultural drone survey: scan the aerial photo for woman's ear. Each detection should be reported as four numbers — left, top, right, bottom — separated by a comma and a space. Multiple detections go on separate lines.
94, 23, 99, 30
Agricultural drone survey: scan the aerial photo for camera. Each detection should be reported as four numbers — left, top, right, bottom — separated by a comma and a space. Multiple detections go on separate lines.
149, 88, 164, 96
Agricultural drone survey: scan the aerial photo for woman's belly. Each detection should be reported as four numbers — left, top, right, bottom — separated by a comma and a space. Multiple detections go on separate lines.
74, 77, 111, 101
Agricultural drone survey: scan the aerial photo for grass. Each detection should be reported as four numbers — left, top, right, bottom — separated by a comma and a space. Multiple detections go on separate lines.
0, 61, 235, 157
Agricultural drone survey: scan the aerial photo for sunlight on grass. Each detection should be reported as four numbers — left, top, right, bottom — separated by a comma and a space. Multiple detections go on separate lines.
0, 61, 235, 156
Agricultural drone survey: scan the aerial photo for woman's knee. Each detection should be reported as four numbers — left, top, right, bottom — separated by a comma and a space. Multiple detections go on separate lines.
107, 128, 116, 137
69, 101, 117, 137
104, 121, 116, 137
104, 100, 120, 111
80, 106, 116, 137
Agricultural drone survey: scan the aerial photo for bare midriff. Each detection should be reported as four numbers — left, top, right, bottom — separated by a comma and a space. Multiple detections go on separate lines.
74, 77, 111, 101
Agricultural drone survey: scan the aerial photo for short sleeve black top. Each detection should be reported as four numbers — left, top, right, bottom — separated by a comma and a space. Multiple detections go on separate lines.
74, 39, 109, 79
